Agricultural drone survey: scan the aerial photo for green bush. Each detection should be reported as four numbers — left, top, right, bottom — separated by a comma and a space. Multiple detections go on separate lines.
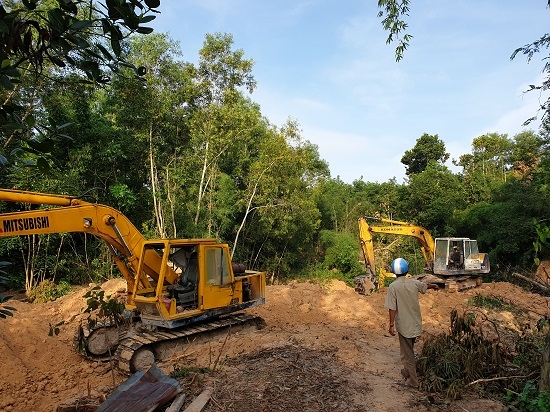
296, 265, 348, 287
319, 230, 363, 278
27, 279, 72, 303
506, 381, 550, 412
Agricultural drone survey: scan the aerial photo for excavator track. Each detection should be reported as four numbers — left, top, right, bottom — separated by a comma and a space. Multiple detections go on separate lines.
415, 273, 483, 292
443, 276, 483, 292
115, 313, 265, 374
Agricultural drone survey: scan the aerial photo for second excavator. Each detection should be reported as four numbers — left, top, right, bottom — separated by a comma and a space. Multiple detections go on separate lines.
356, 216, 490, 294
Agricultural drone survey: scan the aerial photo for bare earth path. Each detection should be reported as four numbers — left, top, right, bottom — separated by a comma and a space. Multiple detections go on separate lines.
1, 278, 548, 411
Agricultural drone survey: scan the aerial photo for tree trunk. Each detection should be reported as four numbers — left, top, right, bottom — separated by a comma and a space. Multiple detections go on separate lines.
195, 139, 209, 226
149, 122, 166, 238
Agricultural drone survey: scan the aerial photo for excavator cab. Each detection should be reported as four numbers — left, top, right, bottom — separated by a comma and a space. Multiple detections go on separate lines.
433, 238, 490, 276
129, 239, 266, 329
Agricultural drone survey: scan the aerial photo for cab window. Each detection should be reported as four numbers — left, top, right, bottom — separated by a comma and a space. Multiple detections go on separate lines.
205, 247, 231, 286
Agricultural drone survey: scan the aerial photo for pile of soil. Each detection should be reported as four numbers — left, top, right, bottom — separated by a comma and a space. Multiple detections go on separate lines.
0, 278, 548, 411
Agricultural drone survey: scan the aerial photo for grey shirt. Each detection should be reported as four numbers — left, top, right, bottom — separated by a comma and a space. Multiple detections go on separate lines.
384, 276, 427, 338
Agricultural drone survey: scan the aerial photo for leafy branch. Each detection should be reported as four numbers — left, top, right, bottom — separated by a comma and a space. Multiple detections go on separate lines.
377, 0, 413, 62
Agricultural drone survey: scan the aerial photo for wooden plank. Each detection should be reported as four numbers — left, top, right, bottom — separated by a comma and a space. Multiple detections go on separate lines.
183, 387, 213, 412
165, 393, 186, 412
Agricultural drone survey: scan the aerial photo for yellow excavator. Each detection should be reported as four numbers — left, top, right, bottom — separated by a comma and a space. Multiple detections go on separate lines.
356, 216, 490, 294
0, 188, 266, 373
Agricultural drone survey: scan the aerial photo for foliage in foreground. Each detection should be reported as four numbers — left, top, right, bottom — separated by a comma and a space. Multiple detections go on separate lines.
418, 305, 549, 406
74, 286, 126, 354
81, 286, 125, 328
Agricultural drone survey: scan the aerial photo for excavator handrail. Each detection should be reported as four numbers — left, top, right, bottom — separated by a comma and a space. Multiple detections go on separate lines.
0, 188, 83, 206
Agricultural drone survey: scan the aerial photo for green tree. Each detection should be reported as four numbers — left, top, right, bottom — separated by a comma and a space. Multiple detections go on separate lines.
470, 133, 512, 180
232, 120, 326, 276
403, 162, 464, 236
401, 133, 449, 176
313, 178, 353, 232
196, 32, 256, 106
455, 178, 543, 268
0, 0, 161, 169
319, 230, 363, 280
184, 33, 257, 235
107, 33, 193, 238
509, 130, 543, 180
455, 132, 513, 204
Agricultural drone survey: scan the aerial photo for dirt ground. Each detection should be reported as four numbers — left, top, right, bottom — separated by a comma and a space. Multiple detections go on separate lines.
0, 278, 549, 412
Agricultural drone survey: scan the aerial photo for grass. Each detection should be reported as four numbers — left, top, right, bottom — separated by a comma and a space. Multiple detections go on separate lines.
467, 294, 520, 313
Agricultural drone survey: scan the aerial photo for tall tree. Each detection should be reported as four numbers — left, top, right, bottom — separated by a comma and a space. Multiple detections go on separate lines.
313, 178, 353, 232
403, 162, 464, 236
454, 132, 514, 204
401, 133, 449, 176
509, 130, 543, 180
188, 33, 257, 234
455, 178, 543, 268
196, 32, 256, 107
100, 33, 194, 237
233, 120, 325, 276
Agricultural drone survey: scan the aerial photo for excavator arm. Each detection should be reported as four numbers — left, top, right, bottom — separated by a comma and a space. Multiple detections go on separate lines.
0, 189, 179, 304
358, 216, 377, 280
360, 216, 436, 271
357, 216, 437, 292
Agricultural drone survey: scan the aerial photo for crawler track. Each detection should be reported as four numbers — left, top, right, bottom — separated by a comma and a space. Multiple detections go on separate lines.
114, 313, 265, 374
415, 273, 483, 292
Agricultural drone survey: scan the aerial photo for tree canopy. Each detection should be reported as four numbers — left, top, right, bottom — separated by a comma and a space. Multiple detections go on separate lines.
400, 133, 449, 176
0, 0, 161, 169
0, 3, 549, 307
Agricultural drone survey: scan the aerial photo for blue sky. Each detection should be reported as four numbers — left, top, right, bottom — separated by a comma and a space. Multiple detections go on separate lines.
150, 1, 549, 184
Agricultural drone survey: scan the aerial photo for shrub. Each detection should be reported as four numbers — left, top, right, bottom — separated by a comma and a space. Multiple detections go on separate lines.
27, 279, 72, 303
506, 381, 550, 412
319, 230, 364, 279
418, 309, 548, 404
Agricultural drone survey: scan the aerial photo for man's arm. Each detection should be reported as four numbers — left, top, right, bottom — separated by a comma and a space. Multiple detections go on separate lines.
388, 309, 396, 336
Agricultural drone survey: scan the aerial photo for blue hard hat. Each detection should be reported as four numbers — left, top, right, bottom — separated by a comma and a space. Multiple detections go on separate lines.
391, 258, 409, 275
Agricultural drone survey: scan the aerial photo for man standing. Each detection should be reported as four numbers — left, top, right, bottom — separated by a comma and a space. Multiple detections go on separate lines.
384, 258, 438, 388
